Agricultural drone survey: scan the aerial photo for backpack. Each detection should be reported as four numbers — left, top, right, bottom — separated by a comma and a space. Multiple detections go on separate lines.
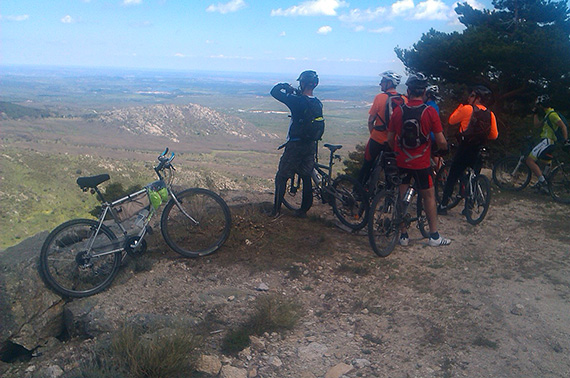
399, 103, 429, 150
544, 110, 567, 142
374, 92, 405, 131
460, 105, 492, 145
299, 96, 325, 141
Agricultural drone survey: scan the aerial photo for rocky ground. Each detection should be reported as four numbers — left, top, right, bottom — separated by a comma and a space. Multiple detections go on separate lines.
1, 187, 569, 378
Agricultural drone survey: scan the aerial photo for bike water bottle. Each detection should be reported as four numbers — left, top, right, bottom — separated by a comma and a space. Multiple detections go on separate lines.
543, 164, 551, 177
134, 209, 149, 229
312, 170, 322, 185
403, 187, 415, 205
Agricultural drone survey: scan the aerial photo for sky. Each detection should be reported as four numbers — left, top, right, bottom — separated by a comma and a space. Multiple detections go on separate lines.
1, 0, 490, 77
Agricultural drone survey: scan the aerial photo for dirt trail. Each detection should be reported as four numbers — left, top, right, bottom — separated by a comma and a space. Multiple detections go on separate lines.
3, 189, 570, 378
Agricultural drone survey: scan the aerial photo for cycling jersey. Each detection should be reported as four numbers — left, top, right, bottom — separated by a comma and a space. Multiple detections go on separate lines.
540, 108, 563, 141
448, 104, 499, 141
368, 89, 407, 144
388, 99, 442, 170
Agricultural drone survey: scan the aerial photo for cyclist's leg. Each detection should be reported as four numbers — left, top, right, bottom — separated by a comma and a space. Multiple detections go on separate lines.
526, 139, 551, 180
273, 145, 297, 215
358, 138, 383, 186
298, 148, 315, 214
440, 147, 468, 208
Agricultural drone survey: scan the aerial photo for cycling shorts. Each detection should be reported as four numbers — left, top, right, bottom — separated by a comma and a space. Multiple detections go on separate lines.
399, 167, 433, 190
529, 138, 555, 161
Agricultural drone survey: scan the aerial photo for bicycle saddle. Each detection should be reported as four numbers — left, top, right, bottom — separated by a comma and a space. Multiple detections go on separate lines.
323, 143, 342, 153
76, 174, 110, 189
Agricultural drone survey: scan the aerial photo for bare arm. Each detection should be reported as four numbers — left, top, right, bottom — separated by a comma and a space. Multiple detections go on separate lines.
367, 114, 376, 133
387, 131, 396, 150
557, 118, 568, 140
434, 131, 448, 151
533, 114, 542, 128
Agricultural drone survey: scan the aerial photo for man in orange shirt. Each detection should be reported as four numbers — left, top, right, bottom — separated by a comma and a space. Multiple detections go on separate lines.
438, 85, 498, 214
358, 71, 405, 186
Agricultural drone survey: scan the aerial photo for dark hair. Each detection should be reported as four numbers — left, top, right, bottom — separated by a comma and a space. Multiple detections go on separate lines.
471, 85, 492, 106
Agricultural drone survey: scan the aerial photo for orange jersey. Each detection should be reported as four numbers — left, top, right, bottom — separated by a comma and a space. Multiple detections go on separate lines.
448, 104, 498, 140
368, 90, 407, 144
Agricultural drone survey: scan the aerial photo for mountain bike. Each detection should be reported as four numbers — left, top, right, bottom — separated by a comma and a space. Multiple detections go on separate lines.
367, 170, 429, 257
282, 142, 368, 230
435, 147, 492, 225
38, 148, 232, 298
492, 140, 570, 203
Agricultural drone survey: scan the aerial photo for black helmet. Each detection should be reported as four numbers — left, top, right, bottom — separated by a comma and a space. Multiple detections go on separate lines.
297, 70, 319, 87
535, 94, 551, 107
471, 85, 492, 104
405, 73, 428, 90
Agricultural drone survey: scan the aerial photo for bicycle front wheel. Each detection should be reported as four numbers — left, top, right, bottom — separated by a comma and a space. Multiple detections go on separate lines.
548, 165, 570, 204
367, 190, 399, 257
39, 219, 121, 298
465, 175, 491, 225
161, 188, 231, 258
331, 175, 368, 230
435, 164, 461, 209
282, 173, 310, 211
492, 156, 531, 191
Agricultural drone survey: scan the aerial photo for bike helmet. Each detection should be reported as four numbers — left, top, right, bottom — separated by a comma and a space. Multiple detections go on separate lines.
297, 70, 319, 87
471, 85, 492, 104
380, 70, 402, 86
405, 73, 428, 90
535, 94, 551, 107
426, 85, 441, 100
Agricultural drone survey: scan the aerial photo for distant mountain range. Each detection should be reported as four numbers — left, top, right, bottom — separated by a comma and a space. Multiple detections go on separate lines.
0, 101, 54, 119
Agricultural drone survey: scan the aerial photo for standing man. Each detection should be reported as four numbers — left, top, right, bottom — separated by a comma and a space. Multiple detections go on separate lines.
438, 85, 498, 214
387, 73, 451, 247
526, 94, 569, 192
358, 70, 405, 186
270, 70, 323, 218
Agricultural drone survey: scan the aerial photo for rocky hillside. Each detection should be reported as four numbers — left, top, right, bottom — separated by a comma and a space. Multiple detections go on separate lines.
92, 103, 278, 143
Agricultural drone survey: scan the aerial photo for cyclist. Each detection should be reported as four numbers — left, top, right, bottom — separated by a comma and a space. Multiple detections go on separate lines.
358, 70, 406, 187
387, 73, 451, 247
526, 94, 569, 192
425, 85, 444, 171
437, 85, 498, 214
270, 70, 323, 218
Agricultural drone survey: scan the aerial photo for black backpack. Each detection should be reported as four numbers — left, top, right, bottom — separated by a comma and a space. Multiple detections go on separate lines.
460, 105, 492, 145
374, 92, 405, 131
299, 97, 325, 141
399, 103, 429, 150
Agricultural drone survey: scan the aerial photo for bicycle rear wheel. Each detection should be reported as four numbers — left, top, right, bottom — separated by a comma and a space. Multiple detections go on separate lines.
464, 175, 491, 225
410, 194, 429, 238
548, 165, 570, 204
434, 164, 461, 209
39, 219, 121, 298
161, 188, 231, 258
331, 175, 368, 230
282, 173, 310, 212
492, 156, 531, 191
368, 189, 399, 257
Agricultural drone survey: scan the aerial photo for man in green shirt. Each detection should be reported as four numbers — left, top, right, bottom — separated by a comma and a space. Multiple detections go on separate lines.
526, 95, 569, 191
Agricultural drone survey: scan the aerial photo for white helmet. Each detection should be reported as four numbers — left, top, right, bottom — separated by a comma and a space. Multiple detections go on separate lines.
380, 70, 402, 86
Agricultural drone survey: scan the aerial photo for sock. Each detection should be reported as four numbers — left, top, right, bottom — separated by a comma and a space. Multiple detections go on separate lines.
538, 176, 546, 183
430, 232, 440, 240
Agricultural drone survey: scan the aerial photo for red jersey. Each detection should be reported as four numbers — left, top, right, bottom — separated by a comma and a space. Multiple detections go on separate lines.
388, 99, 443, 169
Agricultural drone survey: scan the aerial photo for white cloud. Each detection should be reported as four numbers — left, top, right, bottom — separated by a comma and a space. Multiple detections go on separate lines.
206, 0, 246, 14
175, 53, 185, 57
413, 0, 450, 20
338, 7, 386, 24
123, 0, 142, 5
279, 31, 286, 37
0, 14, 30, 22
271, 0, 348, 17
317, 25, 332, 34
391, 0, 415, 16
369, 26, 394, 33
61, 15, 75, 24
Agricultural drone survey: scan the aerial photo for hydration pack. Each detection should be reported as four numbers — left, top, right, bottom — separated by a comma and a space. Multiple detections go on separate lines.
460, 105, 492, 145
399, 103, 429, 150
299, 96, 325, 141
374, 92, 405, 131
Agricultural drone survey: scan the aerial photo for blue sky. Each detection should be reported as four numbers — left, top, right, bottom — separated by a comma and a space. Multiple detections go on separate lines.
1, 0, 488, 77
